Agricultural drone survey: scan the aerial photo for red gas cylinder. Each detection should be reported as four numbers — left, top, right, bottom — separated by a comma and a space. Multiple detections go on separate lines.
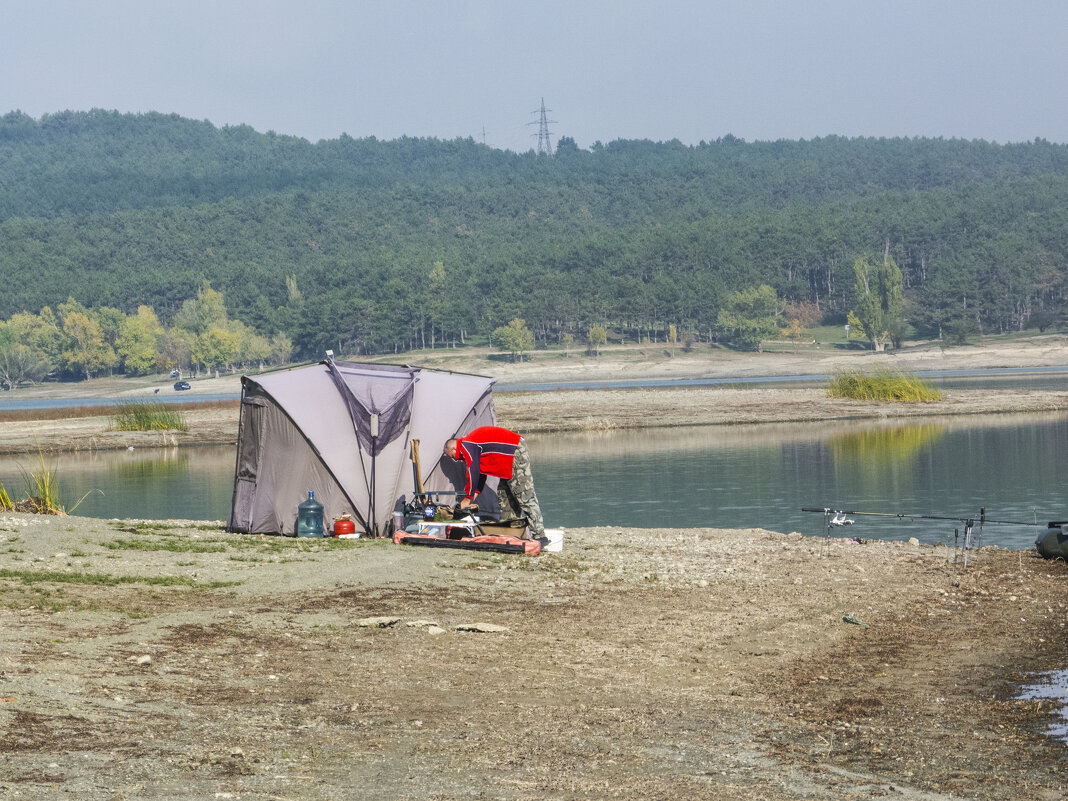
333, 517, 357, 537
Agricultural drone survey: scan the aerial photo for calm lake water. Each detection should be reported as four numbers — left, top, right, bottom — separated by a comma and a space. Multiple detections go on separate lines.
2, 411, 1065, 550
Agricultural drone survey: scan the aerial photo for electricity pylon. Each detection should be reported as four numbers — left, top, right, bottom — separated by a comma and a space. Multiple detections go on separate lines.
528, 97, 556, 157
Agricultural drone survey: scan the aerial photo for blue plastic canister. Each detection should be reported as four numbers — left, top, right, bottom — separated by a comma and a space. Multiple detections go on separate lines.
296, 491, 325, 537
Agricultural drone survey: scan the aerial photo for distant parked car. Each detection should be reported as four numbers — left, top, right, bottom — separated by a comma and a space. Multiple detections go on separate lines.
173, 381, 191, 391
169, 369, 180, 378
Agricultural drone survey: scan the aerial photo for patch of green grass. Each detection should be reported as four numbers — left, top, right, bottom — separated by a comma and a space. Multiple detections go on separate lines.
102, 538, 228, 554
113, 523, 225, 541
227, 535, 364, 553
116, 607, 152, 619
111, 400, 187, 431
319, 538, 362, 550
112, 522, 185, 537
114, 523, 385, 555
0, 567, 241, 589
827, 370, 942, 402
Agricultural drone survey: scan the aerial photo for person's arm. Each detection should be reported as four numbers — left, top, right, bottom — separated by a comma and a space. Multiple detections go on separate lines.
458, 442, 486, 505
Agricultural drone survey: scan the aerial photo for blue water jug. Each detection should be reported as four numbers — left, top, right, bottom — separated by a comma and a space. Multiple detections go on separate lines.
296, 491, 325, 537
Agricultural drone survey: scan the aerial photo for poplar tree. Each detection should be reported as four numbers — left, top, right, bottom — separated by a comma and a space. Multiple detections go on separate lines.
852, 247, 904, 352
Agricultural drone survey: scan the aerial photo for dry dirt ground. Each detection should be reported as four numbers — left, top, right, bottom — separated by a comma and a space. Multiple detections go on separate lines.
0, 517, 1066, 800
2, 337, 1068, 798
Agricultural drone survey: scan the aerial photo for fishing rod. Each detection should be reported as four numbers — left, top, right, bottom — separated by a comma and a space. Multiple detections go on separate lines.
802, 506, 1042, 568
801, 506, 1040, 527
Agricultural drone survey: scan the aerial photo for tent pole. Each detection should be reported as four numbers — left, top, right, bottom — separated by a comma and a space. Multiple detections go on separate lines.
370, 414, 379, 537
410, 439, 425, 495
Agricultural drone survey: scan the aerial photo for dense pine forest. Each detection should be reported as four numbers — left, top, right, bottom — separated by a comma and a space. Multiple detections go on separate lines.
2, 108, 1068, 384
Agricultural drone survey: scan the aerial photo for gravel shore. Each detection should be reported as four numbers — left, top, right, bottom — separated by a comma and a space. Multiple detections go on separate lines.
0, 515, 1065, 799
1, 338, 1067, 798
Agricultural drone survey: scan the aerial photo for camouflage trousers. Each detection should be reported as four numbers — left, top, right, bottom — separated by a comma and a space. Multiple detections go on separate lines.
497, 437, 545, 537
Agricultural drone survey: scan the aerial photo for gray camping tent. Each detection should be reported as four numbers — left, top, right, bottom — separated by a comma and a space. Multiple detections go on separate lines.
228, 359, 496, 536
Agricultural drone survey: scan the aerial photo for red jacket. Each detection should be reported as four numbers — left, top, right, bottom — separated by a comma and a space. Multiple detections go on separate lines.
453, 426, 522, 498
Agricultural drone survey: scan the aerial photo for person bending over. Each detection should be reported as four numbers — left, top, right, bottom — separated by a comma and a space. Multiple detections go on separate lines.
443, 425, 545, 539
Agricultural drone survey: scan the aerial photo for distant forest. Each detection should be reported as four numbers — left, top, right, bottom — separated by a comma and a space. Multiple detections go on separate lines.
2, 109, 1068, 378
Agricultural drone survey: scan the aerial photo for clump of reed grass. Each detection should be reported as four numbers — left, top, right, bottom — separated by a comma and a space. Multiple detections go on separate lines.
12, 451, 101, 515
112, 400, 187, 431
19, 452, 66, 514
0, 481, 12, 511
827, 370, 943, 403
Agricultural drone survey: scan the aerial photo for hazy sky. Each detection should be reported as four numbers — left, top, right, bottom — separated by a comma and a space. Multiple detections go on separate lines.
3, 0, 1066, 150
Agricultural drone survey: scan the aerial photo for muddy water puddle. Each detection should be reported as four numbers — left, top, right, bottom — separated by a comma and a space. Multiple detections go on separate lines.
1018, 669, 1068, 744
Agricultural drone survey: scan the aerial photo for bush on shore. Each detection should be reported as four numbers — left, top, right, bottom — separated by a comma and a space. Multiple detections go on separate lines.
827, 370, 942, 402
112, 400, 187, 431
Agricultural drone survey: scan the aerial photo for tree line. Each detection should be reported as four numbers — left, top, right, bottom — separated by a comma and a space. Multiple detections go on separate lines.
0, 284, 292, 389
1, 109, 1067, 375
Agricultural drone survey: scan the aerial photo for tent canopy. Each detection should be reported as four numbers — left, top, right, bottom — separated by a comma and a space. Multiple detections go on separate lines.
228, 359, 496, 536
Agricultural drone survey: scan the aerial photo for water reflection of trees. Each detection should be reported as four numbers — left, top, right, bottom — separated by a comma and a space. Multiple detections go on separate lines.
829, 424, 945, 469
529, 416, 1055, 462
116, 448, 191, 478
0, 448, 238, 493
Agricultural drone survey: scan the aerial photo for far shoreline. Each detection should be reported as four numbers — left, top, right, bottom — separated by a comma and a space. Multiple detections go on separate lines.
2, 335, 1068, 454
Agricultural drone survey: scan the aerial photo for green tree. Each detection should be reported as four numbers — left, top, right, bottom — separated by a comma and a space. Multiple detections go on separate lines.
173, 282, 228, 336
717, 285, 781, 351
229, 320, 272, 368
270, 332, 294, 365
116, 306, 164, 375
8, 309, 64, 364
161, 328, 195, 374
427, 260, 448, 348
192, 326, 240, 375
491, 318, 534, 362
0, 342, 53, 389
853, 249, 904, 352
781, 318, 807, 342
95, 306, 126, 351
60, 310, 117, 379
845, 311, 867, 341
587, 325, 607, 356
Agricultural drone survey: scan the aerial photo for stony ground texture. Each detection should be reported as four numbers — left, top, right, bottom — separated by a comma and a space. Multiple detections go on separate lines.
0, 516, 1066, 799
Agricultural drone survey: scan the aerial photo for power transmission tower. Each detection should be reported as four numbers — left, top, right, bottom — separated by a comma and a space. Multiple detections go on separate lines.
528, 97, 556, 156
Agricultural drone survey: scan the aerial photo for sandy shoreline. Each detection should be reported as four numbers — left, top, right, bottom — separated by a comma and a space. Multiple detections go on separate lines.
3, 336, 1068, 454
